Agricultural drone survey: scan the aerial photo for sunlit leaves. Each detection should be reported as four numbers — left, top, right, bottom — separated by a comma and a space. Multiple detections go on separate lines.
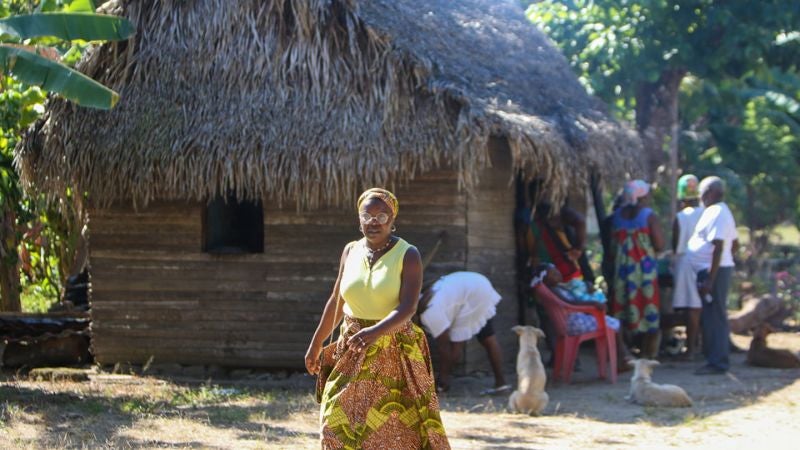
0, 1, 134, 110
525, 0, 798, 115
0, 0, 108, 311
0, 44, 119, 109
0, 12, 134, 41
526, 0, 800, 228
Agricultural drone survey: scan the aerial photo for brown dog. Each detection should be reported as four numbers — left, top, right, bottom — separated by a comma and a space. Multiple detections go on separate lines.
747, 324, 800, 369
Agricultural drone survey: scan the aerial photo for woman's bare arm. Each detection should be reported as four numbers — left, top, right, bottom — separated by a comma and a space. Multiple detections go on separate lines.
648, 213, 666, 253
305, 242, 352, 374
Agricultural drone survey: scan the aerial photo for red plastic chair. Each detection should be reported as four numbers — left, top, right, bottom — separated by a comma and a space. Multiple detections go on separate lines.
532, 283, 617, 384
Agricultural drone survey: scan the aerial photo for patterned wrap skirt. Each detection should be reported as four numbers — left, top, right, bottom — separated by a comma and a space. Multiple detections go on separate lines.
319, 315, 450, 449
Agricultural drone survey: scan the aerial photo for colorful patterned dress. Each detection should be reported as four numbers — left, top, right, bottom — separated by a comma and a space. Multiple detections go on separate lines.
611, 207, 660, 334
320, 238, 450, 449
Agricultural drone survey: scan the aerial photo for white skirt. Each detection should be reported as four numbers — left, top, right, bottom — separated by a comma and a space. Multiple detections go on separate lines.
673, 253, 702, 309
420, 272, 502, 342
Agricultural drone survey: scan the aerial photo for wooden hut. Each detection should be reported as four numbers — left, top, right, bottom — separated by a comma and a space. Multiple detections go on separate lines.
17, 0, 640, 371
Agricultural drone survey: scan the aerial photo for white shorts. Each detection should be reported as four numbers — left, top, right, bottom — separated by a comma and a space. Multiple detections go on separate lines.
672, 253, 702, 309
420, 272, 502, 342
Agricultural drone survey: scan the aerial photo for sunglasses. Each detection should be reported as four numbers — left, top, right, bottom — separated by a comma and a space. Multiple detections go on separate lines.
359, 212, 391, 225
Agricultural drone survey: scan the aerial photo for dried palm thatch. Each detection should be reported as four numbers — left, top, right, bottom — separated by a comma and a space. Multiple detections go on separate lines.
16, 0, 641, 209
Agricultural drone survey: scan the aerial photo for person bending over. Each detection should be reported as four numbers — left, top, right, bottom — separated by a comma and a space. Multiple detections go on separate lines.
418, 271, 509, 395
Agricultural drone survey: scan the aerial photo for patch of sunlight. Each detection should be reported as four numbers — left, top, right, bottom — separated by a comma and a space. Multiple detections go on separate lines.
737, 223, 800, 246
115, 416, 253, 449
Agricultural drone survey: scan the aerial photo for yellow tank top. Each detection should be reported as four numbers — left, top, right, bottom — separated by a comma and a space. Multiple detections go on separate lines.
339, 237, 412, 320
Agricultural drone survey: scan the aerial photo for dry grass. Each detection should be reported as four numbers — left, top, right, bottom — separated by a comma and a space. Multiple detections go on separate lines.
1, 332, 799, 449
17, 0, 640, 210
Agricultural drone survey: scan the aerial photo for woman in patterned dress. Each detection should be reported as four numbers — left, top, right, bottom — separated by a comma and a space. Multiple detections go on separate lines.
610, 180, 665, 359
305, 188, 450, 449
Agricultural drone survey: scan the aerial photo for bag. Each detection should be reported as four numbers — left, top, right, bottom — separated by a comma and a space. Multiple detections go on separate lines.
315, 341, 337, 403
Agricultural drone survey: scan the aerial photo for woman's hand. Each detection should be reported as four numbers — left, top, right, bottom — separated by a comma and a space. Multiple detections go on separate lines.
305, 343, 322, 375
566, 248, 582, 263
347, 327, 380, 352
699, 279, 713, 299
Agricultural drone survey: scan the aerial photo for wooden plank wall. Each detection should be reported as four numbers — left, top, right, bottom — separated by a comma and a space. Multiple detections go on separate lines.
463, 137, 519, 374
88, 169, 466, 368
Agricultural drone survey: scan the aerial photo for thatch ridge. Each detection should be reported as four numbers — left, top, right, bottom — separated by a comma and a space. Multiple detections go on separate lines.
16, 0, 640, 208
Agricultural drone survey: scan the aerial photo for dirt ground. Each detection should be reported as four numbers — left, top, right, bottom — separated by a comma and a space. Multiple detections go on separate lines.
1, 333, 799, 449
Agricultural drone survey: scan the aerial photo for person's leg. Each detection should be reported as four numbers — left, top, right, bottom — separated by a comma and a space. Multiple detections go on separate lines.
641, 330, 661, 360
451, 340, 465, 364
624, 328, 638, 356
535, 302, 556, 365
434, 331, 455, 391
706, 267, 733, 371
614, 330, 633, 369
698, 268, 732, 373
478, 335, 507, 388
615, 332, 631, 368
686, 307, 702, 357
698, 269, 712, 360
603, 316, 631, 371
476, 319, 507, 388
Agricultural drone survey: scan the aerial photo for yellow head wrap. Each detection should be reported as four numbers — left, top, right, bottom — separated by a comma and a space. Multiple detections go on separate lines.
357, 188, 399, 218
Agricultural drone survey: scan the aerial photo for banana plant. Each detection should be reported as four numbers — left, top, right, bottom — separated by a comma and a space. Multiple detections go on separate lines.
0, 1, 134, 109
0, 1, 132, 312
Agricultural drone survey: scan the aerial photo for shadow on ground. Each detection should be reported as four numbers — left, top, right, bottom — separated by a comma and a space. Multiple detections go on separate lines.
1, 334, 798, 449
439, 333, 800, 429
0, 374, 317, 448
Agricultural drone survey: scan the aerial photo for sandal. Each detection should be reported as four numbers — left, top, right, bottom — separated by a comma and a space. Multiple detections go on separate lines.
480, 384, 512, 396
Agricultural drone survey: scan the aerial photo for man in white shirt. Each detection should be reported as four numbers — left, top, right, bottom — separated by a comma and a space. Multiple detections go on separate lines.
687, 176, 739, 374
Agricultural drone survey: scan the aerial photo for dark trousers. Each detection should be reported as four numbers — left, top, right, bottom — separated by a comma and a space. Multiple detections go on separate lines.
700, 267, 733, 370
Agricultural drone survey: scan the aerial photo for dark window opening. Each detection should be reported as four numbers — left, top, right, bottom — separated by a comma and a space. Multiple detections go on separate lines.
203, 195, 264, 254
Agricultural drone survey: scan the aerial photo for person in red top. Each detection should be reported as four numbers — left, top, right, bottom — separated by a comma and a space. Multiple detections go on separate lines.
525, 203, 588, 283
526, 202, 594, 364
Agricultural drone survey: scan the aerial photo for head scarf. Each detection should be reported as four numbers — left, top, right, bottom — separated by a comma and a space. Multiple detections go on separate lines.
622, 179, 650, 206
677, 174, 699, 200
357, 188, 399, 218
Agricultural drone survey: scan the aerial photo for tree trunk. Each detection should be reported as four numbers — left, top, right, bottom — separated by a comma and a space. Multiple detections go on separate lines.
635, 68, 687, 181
0, 205, 22, 312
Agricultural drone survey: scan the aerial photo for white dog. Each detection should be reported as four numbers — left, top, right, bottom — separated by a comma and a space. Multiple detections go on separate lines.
626, 359, 692, 407
508, 325, 549, 415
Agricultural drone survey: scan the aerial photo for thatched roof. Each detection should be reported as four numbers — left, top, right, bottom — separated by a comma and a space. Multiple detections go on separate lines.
16, 0, 640, 208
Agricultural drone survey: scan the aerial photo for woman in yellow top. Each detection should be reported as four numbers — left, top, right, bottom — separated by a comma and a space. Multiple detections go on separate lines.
305, 188, 450, 450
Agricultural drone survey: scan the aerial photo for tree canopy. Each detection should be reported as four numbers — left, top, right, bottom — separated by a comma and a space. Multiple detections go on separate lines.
526, 0, 800, 234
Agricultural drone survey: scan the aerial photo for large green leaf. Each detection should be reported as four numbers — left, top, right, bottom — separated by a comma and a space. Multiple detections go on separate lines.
0, 44, 118, 109
0, 12, 134, 41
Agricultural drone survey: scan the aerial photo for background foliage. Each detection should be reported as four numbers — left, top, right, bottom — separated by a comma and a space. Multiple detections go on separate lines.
1, 0, 101, 312
526, 0, 800, 242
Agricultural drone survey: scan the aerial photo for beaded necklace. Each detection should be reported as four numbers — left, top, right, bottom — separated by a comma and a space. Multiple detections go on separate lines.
365, 236, 394, 266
